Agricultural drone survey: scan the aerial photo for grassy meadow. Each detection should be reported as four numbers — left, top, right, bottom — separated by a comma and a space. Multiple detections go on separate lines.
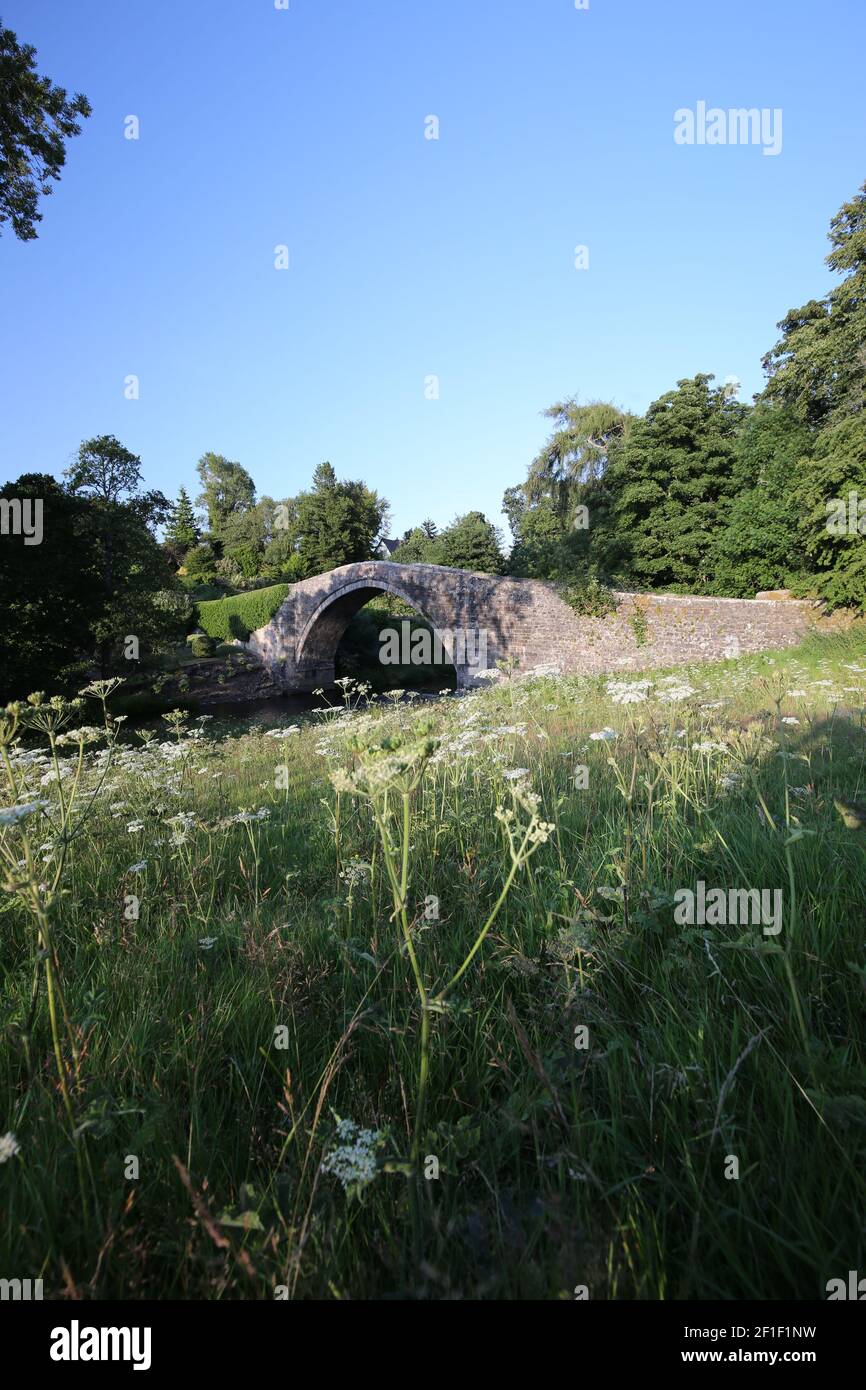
2, 627, 866, 1300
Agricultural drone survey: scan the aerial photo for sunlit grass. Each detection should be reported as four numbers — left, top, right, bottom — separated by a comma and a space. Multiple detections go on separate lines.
1, 628, 865, 1298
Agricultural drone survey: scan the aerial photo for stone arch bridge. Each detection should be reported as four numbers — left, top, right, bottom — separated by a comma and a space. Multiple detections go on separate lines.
243, 561, 816, 692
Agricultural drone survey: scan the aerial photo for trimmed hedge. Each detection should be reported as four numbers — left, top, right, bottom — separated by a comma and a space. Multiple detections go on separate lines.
196, 584, 290, 642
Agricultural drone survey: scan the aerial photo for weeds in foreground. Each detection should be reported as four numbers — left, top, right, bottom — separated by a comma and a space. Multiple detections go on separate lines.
1, 633, 865, 1298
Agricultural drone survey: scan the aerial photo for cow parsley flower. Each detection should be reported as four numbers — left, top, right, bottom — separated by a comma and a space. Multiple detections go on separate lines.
0, 1132, 20, 1163
321, 1118, 386, 1194
607, 679, 651, 704
0, 801, 49, 827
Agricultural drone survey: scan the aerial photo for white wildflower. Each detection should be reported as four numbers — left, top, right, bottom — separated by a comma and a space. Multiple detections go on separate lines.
0, 1132, 20, 1163
0, 801, 49, 827
321, 1118, 386, 1193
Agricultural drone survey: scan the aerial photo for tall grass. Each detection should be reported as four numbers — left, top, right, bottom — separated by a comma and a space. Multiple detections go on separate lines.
1, 630, 865, 1299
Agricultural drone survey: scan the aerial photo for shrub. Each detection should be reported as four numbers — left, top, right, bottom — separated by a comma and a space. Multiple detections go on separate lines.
150, 588, 196, 638
184, 544, 218, 581
557, 569, 617, 618
196, 583, 290, 642
190, 634, 216, 657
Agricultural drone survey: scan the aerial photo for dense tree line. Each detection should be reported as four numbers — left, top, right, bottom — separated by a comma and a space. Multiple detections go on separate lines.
503, 180, 866, 611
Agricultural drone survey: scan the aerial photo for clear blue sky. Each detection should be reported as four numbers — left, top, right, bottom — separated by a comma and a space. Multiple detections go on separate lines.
1, 0, 864, 540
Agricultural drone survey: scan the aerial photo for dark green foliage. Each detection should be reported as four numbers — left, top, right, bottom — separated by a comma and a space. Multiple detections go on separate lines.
335, 605, 456, 692
196, 584, 290, 641
606, 374, 746, 591
557, 568, 617, 617
294, 464, 389, 574
505, 493, 574, 579
64, 436, 177, 672
792, 413, 866, 608
183, 543, 219, 581
195, 453, 257, 536
709, 405, 813, 597
0, 473, 101, 698
391, 526, 443, 564
179, 577, 228, 601
165, 487, 200, 558
0, 23, 91, 240
762, 182, 866, 429
437, 511, 504, 573
190, 634, 216, 658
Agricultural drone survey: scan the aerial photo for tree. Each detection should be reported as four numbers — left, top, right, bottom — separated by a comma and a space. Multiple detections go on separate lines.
0, 474, 101, 699
792, 412, 866, 609
525, 398, 635, 514
762, 181, 866, 428
710, 404, 813, 597
195, 452, 256, 536
438, 512, 504, 573
219, 497, 280, 578
165, 486, 200, 558
505, 493, 568, 579
391, 527, 444, 565
262, 497, 303, 579
607, 374, 746, 591
0, 23, 91, 241
295, 464, 389, 574
66, 437, 177, 672
183, 543, 219, 582
65, 434, 146, 504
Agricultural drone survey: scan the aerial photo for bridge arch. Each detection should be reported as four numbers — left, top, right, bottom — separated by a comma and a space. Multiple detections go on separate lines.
293, 576, 464, 689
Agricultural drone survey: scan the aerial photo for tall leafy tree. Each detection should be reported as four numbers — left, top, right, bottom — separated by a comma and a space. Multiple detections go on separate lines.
792, 412, 866, 609
710, 404, 812, 597
762, 182, 866, 429
65, 437, 176, 672
295, 463, 389, 574
438, 511, 504, 574
754, 181, 866, 608
0, 23, 91, 240
525, 398, 635, 515
195, 452, 256, 537
607, 374, 746, 591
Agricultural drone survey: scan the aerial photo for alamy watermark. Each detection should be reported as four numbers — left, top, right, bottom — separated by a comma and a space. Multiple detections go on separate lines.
0, 497, 43, 546
826, 491, 866, 536
379, 620, 488, 670
674, 102, 783, 157
1, 1276, 43, 1300
674, 880, 782, 936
